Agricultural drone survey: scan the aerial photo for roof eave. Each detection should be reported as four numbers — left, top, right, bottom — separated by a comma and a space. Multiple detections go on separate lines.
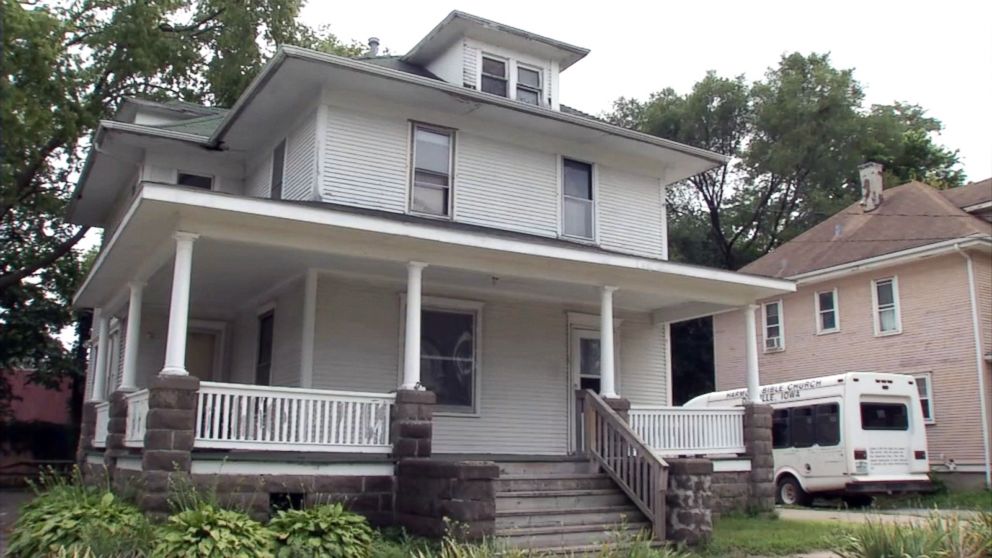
210, 45, 730, 169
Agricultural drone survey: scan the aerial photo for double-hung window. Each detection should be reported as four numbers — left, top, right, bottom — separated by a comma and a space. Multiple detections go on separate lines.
516, 65, 542, 105
481, 56, 508, 97
410, 124, 454, 217
815, 289, 839, 334
419, 306, 480, 413
562, 158, 594, 240
914, 373, 934, 423
763, 300, 784, 351
872, 277, 901, 335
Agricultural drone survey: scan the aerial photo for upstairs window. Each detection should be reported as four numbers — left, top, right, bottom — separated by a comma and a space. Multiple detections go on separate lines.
815, 289, 839, 334
872, 277, 901, 335
915, 373, 934, 423
177, 172, 213, 190
411, 124, 454, 217
271, 140, 286, 200
763, 300, 784, 352
516, 65, 542, 105
481, 56, 508, 97
562, 159, 593, 239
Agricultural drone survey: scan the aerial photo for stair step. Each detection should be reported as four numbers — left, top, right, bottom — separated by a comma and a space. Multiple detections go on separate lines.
497, 459, 598, 476
495, 505, 645, 529
495, 522, 651, 550
496, 473, 613, 492
496, 489, 630, 512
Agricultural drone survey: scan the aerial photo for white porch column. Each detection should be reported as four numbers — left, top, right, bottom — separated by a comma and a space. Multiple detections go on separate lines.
89, 310, 110, 401
161, 232, 199, 376
744, 304, 761, 402
600, 286, 619, 399
119, 282, 144, 391
401, 261, 428, 390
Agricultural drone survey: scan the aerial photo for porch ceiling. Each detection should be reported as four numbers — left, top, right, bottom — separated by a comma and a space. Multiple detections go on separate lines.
75, 184, 794, 319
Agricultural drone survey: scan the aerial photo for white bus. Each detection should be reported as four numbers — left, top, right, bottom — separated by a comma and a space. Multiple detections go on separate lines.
685, 372, 932, 506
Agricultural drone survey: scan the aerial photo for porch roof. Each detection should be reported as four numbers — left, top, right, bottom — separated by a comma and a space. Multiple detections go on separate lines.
74, 183, 794, 320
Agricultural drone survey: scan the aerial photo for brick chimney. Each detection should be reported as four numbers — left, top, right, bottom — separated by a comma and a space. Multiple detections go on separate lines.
859, 162, 884, 212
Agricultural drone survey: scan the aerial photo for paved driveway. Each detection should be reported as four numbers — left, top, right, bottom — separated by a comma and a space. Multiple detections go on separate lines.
0, 489, 32, 555
778, 506, 981, 525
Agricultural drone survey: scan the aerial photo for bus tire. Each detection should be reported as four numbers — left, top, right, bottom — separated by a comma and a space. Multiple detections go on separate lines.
776, 475, 812, 507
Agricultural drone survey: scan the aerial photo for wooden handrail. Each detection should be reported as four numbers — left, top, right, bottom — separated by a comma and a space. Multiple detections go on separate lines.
577, 389, 668, 541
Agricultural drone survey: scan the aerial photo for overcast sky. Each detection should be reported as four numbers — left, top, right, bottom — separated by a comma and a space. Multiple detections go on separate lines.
303, 0, 992, 181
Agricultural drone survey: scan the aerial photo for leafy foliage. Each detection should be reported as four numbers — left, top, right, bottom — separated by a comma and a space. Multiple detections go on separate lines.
608, 52, 965, 271
153, 503, 274, 558
836, 512, 992, 558
269, 503, 375, 558
5, 471, 149, 558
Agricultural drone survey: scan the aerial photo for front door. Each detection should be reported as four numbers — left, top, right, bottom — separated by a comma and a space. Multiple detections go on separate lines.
186, 330, 218, 381
569, 327, 602, 453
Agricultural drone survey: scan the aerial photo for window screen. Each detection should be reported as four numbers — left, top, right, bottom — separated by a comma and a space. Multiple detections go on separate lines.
860, 402, 909, 431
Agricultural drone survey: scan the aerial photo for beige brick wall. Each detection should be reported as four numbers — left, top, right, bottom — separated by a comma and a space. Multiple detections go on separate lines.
714, 253, 991, 468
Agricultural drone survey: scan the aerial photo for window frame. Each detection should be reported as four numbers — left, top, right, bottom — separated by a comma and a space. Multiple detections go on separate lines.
871, 276, 902, 336
480, 54, 509, 98
814, 288, 840, 335
176, 170, 215, 191
914, 372, 935, 424
515, 63, 543, 106
559, 156, 597, 242
399, 296, 484, 417
762, 299, 785, 352
408, 122, 456, 219
255, 303, 276, 386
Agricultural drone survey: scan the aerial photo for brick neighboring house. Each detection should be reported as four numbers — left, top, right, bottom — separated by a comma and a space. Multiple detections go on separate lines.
713, 170, 992, 489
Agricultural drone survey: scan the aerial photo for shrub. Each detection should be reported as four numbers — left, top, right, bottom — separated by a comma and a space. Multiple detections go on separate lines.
269, 503, 374, 558
153, 503, 274, 558
6, 473, 149, 558
836, 512, 992, 558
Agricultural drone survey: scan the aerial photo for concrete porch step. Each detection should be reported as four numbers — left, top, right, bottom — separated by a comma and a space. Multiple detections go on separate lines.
495, 489, 630, 512
495, 473, 614, 492
495, 505, 645, 529
496, 459, 598, 476
495, 522, 651, 550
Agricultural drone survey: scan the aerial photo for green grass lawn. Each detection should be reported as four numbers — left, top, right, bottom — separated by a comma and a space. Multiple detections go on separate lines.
699, 515, 849, 557
873, 489, 992, 511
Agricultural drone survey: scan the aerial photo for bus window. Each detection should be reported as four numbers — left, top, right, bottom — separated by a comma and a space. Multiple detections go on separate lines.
860, 402, 909, 431
815, 403, 840, 446
772, 409, 790, 448
791, 407, 815, 448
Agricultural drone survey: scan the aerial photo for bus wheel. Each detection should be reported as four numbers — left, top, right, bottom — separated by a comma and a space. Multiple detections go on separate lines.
776, 476, 812, 506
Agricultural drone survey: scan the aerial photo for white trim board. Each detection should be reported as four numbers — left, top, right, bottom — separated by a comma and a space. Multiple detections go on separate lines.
190, 460, 393, 477
712, 459, 752, 473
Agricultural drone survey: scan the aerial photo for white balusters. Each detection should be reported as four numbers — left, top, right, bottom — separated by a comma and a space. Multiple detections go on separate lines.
629, 406, 745, 457
93, 402, 111, 448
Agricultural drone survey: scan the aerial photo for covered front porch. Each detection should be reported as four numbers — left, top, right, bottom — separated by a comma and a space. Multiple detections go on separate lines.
80, 184, 788, 460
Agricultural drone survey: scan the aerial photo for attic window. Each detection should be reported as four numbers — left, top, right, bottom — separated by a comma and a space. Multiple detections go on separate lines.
481, 56, 508, 97
177, 172, 213, 190
516, 66, 542, 106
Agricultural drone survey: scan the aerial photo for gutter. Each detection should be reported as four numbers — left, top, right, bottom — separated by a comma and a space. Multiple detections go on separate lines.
207, 46, 731, 167
790, 236, 992, 286
955, 243, 992, 489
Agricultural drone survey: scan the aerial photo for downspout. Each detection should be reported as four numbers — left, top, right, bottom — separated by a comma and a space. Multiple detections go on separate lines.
955, 244, 992, 489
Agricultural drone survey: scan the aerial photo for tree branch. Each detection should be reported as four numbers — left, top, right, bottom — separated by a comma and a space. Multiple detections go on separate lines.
0, 227, 90, 294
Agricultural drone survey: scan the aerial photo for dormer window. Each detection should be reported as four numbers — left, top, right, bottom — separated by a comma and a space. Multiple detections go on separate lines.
481, 56, 508, 97
516, 66, 542, 106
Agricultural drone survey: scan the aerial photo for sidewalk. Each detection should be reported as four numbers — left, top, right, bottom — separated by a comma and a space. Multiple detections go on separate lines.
778, 506, 981, 525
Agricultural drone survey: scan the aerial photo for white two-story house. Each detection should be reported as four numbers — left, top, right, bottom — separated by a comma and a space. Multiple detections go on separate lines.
71, 11, 793, 546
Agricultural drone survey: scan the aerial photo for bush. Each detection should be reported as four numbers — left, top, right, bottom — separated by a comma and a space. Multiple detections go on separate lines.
269, 503, 374, 558
153, 503, 274, 558
6, 472, 149, 558
836, 512, 992, 558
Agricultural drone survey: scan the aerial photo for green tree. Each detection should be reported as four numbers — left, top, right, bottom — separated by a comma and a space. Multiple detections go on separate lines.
609, 52, 965, 271
1, 0, 363, 417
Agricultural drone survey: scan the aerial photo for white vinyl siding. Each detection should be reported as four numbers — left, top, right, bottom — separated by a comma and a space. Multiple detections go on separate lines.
245, 156, 272, 198
455, 133, 558, 236
321, 106, 409, 212
311, 274, 668, 455
282, 113, 317, 201
597, 167, 665, 258
462, 44, 479, 88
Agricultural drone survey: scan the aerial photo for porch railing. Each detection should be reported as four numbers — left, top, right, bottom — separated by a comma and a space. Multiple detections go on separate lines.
577, 390, 668, 540
124, 389, 150, 448
629, 406, 745, 457
93, 402, 110, 448
194, 382, 395, 453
